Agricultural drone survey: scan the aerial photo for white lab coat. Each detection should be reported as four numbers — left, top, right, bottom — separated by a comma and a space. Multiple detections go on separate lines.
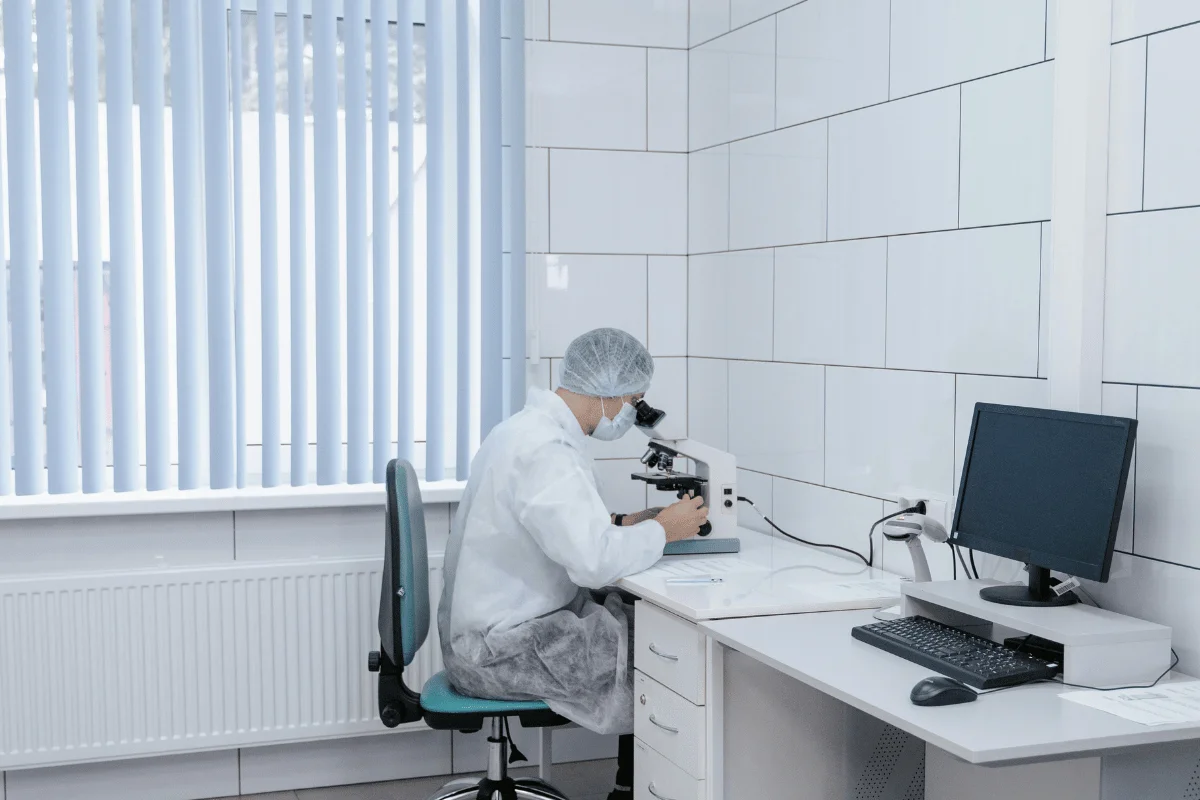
438, 388, 666, 735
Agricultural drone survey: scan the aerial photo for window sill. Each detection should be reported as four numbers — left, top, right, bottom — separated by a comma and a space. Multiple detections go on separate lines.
0, 480, 467, 521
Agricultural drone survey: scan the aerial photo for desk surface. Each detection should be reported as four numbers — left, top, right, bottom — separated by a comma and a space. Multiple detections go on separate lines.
619, 529, 902, 622
702, 609, 1200, 766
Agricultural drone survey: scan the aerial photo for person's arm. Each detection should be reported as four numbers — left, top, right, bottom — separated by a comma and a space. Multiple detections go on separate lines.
616, 507, 664, 526
515, 450, 666, 589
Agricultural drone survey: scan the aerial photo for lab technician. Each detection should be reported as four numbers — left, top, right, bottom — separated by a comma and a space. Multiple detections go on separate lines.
439, 328, 707, 800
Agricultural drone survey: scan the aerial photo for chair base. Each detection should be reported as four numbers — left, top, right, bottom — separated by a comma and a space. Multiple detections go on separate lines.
427, 718, 571, 800
428, 777, 570, 800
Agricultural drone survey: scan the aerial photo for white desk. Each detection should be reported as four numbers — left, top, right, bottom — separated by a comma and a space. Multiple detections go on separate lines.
616, 529, 902, 800
700, 609, 1200, 799
619, 528, 902, 621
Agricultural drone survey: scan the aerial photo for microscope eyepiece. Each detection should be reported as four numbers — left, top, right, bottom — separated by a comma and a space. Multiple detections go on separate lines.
634, 399, 666, 431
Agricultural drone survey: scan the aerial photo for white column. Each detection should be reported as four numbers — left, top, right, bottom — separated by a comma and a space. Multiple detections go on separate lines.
1047, 0, 1113, 415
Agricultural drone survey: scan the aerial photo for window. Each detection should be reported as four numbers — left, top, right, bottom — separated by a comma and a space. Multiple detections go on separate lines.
0, 2, 446, 491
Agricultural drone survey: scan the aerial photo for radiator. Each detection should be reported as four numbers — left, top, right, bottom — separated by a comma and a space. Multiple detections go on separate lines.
0, 556, 445, 770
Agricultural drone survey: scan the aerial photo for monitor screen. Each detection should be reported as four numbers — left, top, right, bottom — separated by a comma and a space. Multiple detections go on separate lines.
952, 404, 1136, 582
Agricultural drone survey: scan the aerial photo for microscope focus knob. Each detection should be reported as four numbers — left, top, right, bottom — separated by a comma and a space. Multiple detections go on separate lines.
698, 521, 712, 537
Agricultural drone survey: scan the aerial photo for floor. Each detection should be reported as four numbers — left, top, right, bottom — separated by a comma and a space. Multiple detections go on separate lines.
210, 759, 617, 800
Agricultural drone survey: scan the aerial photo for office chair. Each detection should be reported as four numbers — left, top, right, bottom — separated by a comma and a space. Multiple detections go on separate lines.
368, 459, 572, 800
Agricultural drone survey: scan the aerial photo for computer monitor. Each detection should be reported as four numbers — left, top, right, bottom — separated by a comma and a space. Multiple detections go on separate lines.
951, 403, 1136, 608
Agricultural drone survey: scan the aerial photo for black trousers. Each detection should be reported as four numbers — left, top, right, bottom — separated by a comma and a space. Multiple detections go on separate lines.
616, 734, 634, 788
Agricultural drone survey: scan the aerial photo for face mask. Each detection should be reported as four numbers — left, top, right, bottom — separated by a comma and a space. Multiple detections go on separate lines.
592, 399, 637, 441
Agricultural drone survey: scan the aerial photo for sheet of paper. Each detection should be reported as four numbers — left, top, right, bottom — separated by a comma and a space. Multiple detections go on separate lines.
642, 558, 768, 579
1060, 681, 1200, 726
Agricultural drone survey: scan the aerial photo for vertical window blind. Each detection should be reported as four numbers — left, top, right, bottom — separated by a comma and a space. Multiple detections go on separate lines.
0, 0, 527, 495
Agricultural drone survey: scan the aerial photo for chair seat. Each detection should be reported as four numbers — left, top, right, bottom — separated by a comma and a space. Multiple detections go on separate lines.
420, 671, 567, 731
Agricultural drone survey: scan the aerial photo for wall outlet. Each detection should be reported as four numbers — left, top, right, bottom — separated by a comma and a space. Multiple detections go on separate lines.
893, 494, 949, 528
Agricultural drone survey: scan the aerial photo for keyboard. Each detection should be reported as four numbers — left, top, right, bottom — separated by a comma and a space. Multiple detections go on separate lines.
851, 615, 1060, 690
663, 538, 741, 556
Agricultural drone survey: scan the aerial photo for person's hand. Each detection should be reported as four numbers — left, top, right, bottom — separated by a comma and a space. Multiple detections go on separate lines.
656, 495, 709, 543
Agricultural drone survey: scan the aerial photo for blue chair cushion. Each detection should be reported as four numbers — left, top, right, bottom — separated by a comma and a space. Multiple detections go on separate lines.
420, 672, 567, 731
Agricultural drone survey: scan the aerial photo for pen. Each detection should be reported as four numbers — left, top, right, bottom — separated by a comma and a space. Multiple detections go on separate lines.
665, 576, 724, 585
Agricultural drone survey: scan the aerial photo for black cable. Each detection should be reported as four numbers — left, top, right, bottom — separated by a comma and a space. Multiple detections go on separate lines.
953, 544, 973, 579
969, 549, 980, 579
738, 497, 919, 568
976, 649, 1181, 696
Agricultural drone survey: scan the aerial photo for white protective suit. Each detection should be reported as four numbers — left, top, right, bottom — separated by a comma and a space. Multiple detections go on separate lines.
438, 387, 666, 735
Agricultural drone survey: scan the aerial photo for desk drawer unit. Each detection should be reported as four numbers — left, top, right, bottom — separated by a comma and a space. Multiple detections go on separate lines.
635, 602, 707, 705
635, 671, 706, 779
634, 737, 705, 800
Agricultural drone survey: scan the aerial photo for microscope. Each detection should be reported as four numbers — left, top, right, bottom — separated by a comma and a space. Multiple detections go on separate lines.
628, 400, 739, 538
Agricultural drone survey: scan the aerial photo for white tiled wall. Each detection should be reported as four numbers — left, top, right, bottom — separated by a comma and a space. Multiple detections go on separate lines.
1110, 0, 1200, 42
1103, 12, 1197, 620
686, 0, 1053, 578
1106, 38, 1147, 214
549, 149, 687, 254
516, 5, 692, 519
527, 0, 1200, 679
528, 41, 648, 150
1101, 17, 1200, 653
887, 0, 1048, 98
773, 239, 887, 369
824, 367, 956, 499
958, 62, 1054, 227
687, 250, 775, 360
729, 121, 828, 249
728, 361, 825, 483
1141, 24, 1200, 211
885, 225, 1042, 376
689, 17, 776, 150
775, 0, 890, 128
548, 0, 689, 49
826, 88, 961, 239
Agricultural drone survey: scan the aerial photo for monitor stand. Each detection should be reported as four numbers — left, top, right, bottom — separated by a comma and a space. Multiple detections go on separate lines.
979, 565, 1079, 607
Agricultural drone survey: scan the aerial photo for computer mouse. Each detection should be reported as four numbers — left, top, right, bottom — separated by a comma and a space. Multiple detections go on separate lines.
910, 676, 978, 707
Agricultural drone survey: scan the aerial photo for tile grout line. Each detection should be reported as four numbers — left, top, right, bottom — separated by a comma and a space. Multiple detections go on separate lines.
1036, 223, 1044, 376
1113, 18, 1200, 45
691, 0, 812, 50
1103, 380, 1200, 392
822, 364, 828, 485
883, 238, 889, 367
956, 83, 963, 228
1109, 202, 1200, 217
1121, 551, 1200, 574
824, 120, 830, 241
687, 356, 1046, 382
538, 144, 690, 155
887, 0, 893, 99
686, 217, 1050, 256
693, 59, 1049, 153
1141, 36, 1149, 211
770, 248, 776, 361
952, 374, 959, 492
541, 37, 689, 52
1132, 385, 1139, 555
741, 466, 906, 505
773, 13, 778, 131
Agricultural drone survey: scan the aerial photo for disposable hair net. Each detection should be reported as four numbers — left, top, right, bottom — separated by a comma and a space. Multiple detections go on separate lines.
558, 328, 654, 398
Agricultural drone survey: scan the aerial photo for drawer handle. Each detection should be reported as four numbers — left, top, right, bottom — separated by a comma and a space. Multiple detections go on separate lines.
648, 782, 675, 800
649, 714, 679, 734
648, 643, 680, 662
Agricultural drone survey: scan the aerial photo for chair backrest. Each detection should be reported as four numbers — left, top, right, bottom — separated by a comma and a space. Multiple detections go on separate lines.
378, 459, 430, 668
